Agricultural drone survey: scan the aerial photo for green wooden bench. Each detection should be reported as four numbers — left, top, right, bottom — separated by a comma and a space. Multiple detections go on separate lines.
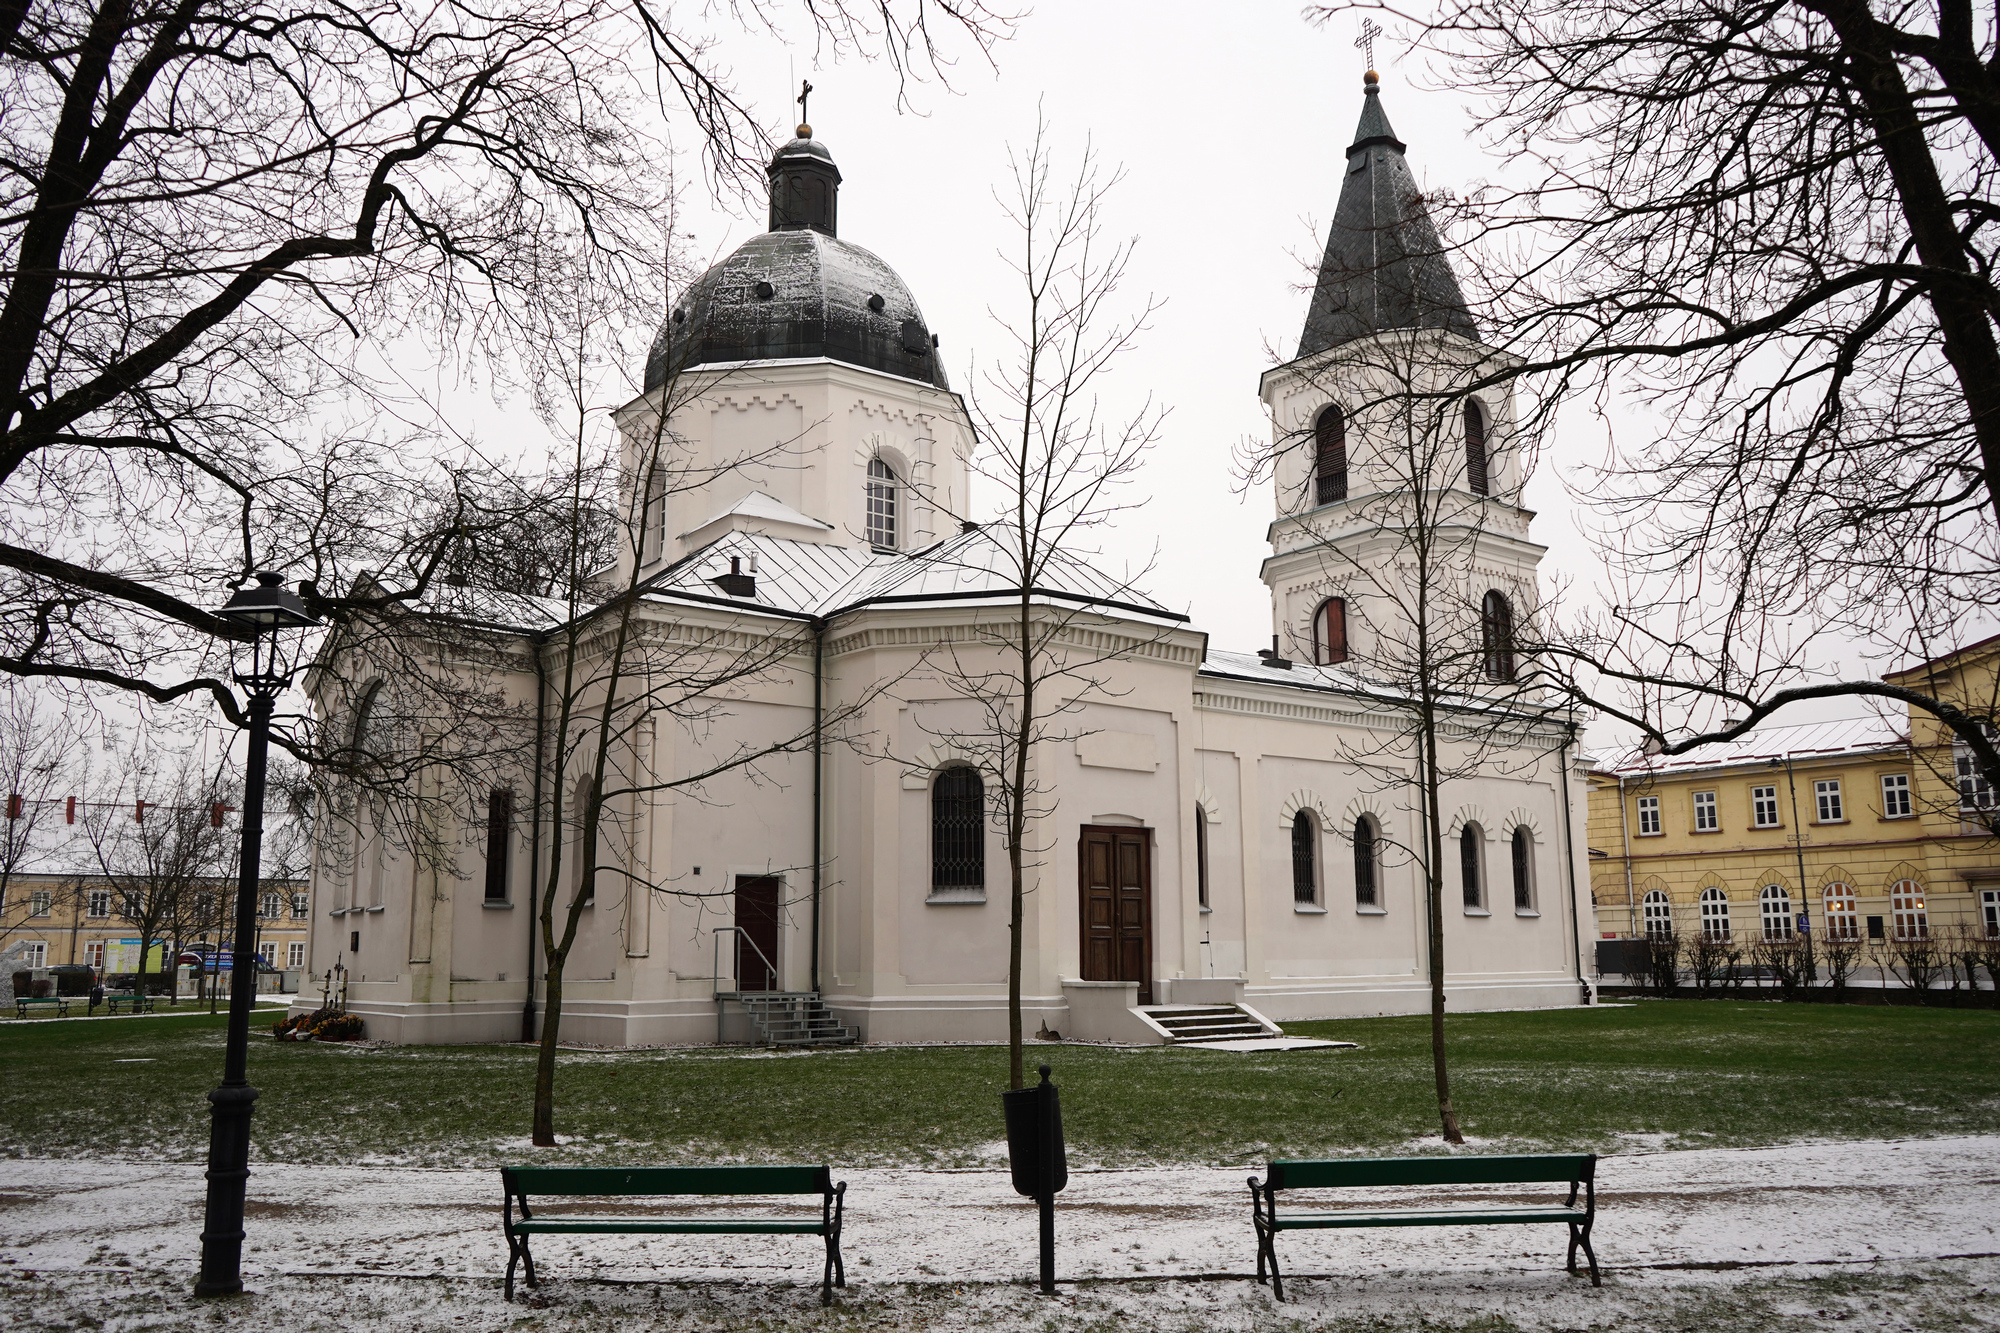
500, 1165, 846, 1303
13, 997, 70, 1018
1249, 1153, 1600, 1300
102, 994, 153, 1014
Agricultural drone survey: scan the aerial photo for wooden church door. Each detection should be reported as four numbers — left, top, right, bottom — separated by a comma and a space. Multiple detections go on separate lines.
1078, 826, 1153, 1005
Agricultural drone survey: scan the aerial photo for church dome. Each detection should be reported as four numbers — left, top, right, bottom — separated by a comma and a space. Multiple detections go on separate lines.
645, 133, 949, 392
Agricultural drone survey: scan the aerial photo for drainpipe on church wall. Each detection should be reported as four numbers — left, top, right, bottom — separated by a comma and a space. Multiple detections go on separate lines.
809, 617, 825, 995
1558, 722, 1589, 1002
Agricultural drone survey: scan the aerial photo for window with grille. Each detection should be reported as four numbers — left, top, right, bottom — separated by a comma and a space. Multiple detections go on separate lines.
930, 767, 984, 895
1751, 785, 1780, 827
1880, 773, 1912, 818
1956, 724, 1997, 811
1693, 791, 1718, 832
1759, 884, 1793, 941
1510, 827, 1533, 909
1480, 590, 1516, 682
1814, 779, 1843, 822
1464, 400, 1490, 495
1354, 816, 1378, 907
1642, 889, 1673, 938
1891, 879, 1927, 940
1313, 598, 1347, 666
1699, 887, 1730, 940
1636, 795, 1661, 836
1194, 809, 1209, 910
1460, 824, 1484, 909
1291, 812, 1318, 903
1314, 405, 1347, 505
288, 941, 306, 968
865, 458, 899, 549
88, 889, 110, 919
485, 788, 512, 902
1822, 883, 1858, 939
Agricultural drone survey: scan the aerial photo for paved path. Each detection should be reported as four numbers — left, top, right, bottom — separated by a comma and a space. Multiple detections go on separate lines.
4, 1136, 1996, 1290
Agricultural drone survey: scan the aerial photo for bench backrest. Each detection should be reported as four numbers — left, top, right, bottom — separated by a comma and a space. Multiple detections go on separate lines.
503, 1165, 832, 1198
1267, 1154, 1595, 1191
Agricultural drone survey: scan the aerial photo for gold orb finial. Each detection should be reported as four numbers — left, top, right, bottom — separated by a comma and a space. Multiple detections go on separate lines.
796, 122, 812, 138
1364, 69, 1379, 85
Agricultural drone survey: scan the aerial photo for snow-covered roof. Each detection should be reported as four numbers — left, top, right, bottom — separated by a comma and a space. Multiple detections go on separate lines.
681, 489, 835, 540
1197, 648, 1376, 693
1594, 715, 1907, 779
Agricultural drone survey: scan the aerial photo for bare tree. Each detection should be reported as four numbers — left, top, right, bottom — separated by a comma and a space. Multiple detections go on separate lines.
0, 684, 80, 951
904, 118, 1168, 1091
1308, 1, 2000, 794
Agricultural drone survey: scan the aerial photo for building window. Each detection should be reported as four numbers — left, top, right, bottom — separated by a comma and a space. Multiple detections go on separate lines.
1983, 888, 2000, 939
1956, 724, 1997, 812
1314, 404, 1347, 505
1480, 590, 1516, 682
291, 892, 309, 919
260, 891, 281, 919
484, 788, 512, 903
87, 889, 110, 919
1354, 816, 1378, 907
865, 458, 899, 549
20, 942, 45, 967
1823, 883, 1859, 939
1464, 399, 1490, 496
1636, 795, 1661, 836
1692, 791, 1718, 832
119, 890, 139, 920
1291, 811, 1319, 904
1759, 884, 1794, 941
1194, 809, 1209, 910
1312, 598, 1348, 666
1880, 773, 1912, 818
1814, 779, 1843, 823
1751, 785, 1780, 828
1460, 824, 1485, 910
1699, 886, 1730, 941
287, 941, 306, 969
1510, 827, 1534, 910
29, 890, 51, 917
258, 943, 277, 967
1642, 889, 1673, 938
930, 767, 984, 896
84, 941, 104, 971
1890, 879, 1928, 940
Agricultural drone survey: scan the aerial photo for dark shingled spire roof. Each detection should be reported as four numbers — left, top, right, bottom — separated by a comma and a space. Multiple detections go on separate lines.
1297, 74, 1478, 356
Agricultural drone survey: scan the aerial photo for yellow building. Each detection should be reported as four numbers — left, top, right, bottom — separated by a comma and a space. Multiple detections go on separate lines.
1588, 638, 2000, 950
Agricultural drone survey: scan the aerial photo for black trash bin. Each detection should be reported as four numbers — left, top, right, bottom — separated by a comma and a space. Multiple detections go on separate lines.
1000, 1064, 1067, 1292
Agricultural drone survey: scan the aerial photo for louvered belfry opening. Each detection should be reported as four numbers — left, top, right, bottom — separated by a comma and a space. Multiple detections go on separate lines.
1464, 400, 1489, 496
931, 766, 984, 891
1315, 404, 1347, 505
1481, 589, 1515, 682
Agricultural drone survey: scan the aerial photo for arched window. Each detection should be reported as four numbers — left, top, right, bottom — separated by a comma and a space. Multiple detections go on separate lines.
1510, 826, 1534, 910
1699, 886, 1731, 941
931, 767, 984, 895
1314, 404, 1348, 506
1642, 889, 1673, 938
1481, 590, 1516, 683
1353, 815, 1378, 907
1194, 808, 1210, 910
1822, 883, 1858, 939
351, 681, 386, 760
865, 457, 899, 549
1460, 823, 1485, 909
1890, 879, 1927, 940
1464, 399, 1490, 496
1760, 884, 1794, 941
1291, 811, 1318, 903
1312, 597, 1348, 666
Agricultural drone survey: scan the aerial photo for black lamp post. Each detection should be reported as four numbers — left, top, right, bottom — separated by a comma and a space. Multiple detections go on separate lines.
194, 571, 317, 1299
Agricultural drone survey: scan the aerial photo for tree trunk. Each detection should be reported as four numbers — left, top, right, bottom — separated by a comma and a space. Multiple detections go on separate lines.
1420, 710, 1463, 1144
532, 961, 563, 1145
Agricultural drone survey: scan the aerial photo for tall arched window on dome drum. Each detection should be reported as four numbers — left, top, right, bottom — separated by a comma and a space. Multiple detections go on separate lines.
1314, 405, 1347, 505
1511, 826, 1534, 910
1481, 590, 1516, 682
1460, 823, 1485, 909
1291, 811, 1318, 903
931, 767, 984, 895
1353, 816, 1378, 907
1464, 400, 1490, 496
1312, 597, 1347, 665
865, 458, 898, 548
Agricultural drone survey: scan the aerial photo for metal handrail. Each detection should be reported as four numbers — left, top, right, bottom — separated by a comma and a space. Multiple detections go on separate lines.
711, 925, 780, 999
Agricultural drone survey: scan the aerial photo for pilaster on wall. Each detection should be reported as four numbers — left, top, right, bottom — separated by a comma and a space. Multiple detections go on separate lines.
627, 716, 656, 959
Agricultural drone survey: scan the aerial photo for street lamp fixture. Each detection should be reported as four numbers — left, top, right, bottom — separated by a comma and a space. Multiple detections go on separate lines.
194, 571, 318, 1299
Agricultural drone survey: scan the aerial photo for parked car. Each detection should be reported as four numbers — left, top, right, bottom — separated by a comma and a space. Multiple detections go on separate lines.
47, 963, 96, 997
176, 949, 276, 974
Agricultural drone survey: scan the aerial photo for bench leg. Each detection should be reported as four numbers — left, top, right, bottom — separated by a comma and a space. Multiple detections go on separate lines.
1577, 1221, 1601, 1288
503, 1231, 522, 1302
1261, 1228, 1285, 1303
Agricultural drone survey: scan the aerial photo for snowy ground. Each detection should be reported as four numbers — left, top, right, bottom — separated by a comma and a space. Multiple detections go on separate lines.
4, 1136, 1999, 1330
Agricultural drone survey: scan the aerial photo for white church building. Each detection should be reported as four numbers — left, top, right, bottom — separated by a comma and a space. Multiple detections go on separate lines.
300, 76, 1595, 1047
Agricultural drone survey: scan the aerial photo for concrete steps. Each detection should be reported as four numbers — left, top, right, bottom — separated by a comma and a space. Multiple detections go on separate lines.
1140, 1003, 1277, 1044
726, 991, 858, 1047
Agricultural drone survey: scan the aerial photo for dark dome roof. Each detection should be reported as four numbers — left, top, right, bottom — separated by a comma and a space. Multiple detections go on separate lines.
644, 134, 949, 392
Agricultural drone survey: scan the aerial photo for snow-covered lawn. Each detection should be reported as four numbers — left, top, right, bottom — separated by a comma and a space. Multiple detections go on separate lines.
5, 1136, 1998, 1330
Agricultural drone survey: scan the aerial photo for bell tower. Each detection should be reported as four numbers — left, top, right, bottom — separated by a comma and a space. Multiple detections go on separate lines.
1256, 72, 1545, 672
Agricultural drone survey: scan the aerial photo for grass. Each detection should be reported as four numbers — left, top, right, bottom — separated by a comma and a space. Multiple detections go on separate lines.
1, 999, 1996, 1169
